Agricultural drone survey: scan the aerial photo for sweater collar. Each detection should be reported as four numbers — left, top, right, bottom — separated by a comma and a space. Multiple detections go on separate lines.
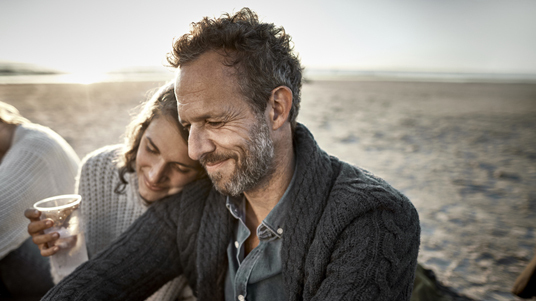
281, 123, 340, 297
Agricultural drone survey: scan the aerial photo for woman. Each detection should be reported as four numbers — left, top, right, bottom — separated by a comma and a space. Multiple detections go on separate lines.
1, 101, 80, 298
25, 82, 202, 301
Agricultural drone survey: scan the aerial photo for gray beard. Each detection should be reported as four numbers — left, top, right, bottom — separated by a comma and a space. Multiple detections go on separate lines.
207, 117, 275, 196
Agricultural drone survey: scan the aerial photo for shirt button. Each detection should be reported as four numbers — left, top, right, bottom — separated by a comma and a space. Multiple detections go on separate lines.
277, 228, 283, 235
238, 294, 245, 301
234, 241, 239, 248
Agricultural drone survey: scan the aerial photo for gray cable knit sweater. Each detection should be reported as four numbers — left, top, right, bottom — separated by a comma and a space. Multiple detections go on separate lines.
43, 124, 420, 301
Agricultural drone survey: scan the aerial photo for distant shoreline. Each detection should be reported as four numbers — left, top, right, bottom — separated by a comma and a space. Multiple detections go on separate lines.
1, 70, 536, 85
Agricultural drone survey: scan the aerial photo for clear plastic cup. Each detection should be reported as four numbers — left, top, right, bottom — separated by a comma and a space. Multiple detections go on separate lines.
34, 194, 88, 280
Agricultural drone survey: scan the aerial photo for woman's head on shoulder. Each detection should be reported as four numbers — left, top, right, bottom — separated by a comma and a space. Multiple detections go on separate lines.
116, 82, 204, 203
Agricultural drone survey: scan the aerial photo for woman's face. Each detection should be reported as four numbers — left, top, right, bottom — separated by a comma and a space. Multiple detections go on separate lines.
136, 116, 201, 203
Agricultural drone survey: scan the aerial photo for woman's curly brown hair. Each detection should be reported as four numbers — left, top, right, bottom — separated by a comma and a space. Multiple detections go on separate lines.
114, 82, 203, 194
166, 7, 303, 132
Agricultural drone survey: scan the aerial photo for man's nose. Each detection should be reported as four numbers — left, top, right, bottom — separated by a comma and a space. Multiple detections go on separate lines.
188, 125, 216, 161
147, 160, 166, 183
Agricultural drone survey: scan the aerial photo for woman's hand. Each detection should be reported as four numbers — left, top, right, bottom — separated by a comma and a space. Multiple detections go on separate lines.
24, 208, 60, 257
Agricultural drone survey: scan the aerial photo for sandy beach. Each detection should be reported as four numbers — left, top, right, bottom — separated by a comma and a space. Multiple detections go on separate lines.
2, 79, 535, 300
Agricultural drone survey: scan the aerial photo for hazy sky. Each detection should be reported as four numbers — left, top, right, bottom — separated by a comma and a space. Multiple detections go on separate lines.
1, 0, 536, 74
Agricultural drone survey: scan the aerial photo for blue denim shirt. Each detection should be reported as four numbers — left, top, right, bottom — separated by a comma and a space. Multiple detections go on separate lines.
224, 168, 296, 301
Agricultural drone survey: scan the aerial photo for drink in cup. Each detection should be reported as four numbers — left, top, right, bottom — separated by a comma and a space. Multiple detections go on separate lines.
33, 194, 88, 280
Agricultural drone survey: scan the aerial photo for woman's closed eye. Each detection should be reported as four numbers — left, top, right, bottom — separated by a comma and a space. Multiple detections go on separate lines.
146, 145, 158, 154
173, 164, 192, 174
145, 137, 160, 154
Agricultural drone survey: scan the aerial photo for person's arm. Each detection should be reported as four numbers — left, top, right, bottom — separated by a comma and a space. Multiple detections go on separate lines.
0, 150, 61, 258
41, 193, 184, 301
309, 204, 420, 300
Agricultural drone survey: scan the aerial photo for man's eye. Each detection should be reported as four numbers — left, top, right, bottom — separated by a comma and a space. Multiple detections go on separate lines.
182, 124, 191, 132
207, 121, 223, 128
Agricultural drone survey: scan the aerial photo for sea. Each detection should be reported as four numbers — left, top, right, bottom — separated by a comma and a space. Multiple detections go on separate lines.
1, 68, 536, 85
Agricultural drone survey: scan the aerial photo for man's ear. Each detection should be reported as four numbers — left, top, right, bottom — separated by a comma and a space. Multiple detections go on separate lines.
267, 86, 293, 131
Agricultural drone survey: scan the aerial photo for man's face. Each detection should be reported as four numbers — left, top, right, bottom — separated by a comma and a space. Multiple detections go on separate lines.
175, 51, 274, 196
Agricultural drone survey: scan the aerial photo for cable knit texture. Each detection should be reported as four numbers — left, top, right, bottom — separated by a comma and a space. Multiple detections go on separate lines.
43, 123, 420, 301
50, 145, 193, 301
0, 123, 79, 259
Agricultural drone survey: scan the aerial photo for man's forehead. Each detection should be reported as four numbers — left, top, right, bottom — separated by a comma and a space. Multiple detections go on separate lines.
175, 52, 238, 86
174, 68, 203, 97
177, 104, 248, 128
175, 69, 226, 99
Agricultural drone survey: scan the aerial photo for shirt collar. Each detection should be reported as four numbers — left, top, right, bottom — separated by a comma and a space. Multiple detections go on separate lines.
225, 159, 299, 239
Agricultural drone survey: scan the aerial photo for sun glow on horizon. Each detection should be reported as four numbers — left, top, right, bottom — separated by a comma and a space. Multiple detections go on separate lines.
59, 72, 107, 85
53, 64, 137, 84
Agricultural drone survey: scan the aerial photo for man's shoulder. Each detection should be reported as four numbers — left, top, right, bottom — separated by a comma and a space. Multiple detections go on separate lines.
328, 158, 418, 220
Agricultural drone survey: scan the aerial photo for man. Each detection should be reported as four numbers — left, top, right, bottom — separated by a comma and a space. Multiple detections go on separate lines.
43, 8, 420, 300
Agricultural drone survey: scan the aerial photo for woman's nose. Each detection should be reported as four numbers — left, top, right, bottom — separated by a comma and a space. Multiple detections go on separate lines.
147, 160, 166, 183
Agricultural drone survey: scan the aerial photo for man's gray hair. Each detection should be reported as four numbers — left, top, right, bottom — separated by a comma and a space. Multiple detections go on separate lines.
167, 7, 303, 132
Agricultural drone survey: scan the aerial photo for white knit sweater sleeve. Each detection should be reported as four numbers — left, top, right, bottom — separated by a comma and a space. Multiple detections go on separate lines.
56, 144, 194, 301
0, 124, 79, 259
